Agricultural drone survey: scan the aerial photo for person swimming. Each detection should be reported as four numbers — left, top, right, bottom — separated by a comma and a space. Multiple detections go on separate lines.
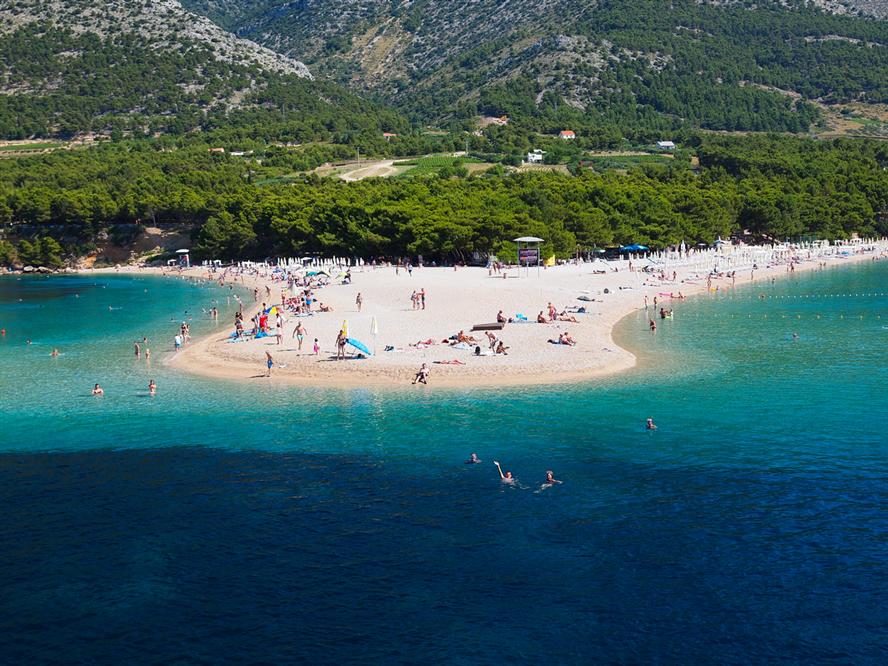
148, 379, 156, 396
544, 470, 562, 485
493, 460, 514, 483
465, 453, 481, 464
92, 383, 104, 396
646, 418, 657, 430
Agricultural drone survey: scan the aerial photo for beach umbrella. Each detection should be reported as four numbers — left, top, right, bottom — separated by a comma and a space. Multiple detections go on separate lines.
370, 316, 379, 355
341, 319, 349, 337
345, 337, 372, 357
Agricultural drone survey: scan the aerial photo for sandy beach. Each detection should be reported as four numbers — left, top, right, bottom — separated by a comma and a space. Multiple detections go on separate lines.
138, 243, 887, 389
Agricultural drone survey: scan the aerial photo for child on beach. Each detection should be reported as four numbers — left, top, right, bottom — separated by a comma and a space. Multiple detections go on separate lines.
313, 338, 320, 355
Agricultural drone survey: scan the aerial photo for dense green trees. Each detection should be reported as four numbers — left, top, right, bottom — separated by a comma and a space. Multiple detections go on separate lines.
0, 135, 885, 267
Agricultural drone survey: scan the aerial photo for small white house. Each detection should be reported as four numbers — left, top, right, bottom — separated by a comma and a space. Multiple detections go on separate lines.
657, 140, 676, 151
526, 149, 545, 164
558, 130, 576, 140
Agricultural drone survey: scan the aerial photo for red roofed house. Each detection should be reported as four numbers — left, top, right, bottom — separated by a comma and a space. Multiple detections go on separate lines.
382, 132, 398, 141
558, 130, 576, 140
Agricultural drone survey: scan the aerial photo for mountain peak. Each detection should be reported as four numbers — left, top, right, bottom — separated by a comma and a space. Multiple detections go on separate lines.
1, 0, 312, 78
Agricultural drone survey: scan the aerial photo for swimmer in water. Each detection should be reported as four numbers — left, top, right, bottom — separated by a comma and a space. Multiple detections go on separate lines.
465, 453, 481, 464
92, 383, 104, 396
50, 348, 59, 357
646, 417, 657, 430
148, 379, 156, 396
493, 460, 514, 483
792, 332, 799, 340
544, 470, 562, 485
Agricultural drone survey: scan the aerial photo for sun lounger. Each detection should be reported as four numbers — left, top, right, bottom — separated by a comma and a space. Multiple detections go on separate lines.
471, 322, 505, 331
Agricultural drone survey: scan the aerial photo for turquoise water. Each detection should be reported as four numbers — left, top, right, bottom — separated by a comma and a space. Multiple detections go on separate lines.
1, 263, 887, 663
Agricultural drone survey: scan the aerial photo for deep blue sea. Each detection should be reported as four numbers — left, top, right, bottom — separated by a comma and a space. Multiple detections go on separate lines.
1, 263, 887, 664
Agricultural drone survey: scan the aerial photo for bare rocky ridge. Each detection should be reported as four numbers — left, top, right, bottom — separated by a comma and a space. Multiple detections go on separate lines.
0, 0, 312, 78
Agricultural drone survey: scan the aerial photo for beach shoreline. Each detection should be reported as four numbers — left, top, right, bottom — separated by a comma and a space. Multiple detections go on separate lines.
84, 244, 886, 389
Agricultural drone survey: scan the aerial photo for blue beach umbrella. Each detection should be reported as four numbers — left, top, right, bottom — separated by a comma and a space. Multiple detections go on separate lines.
619, 243, 649, 252
345, 338, 372, 356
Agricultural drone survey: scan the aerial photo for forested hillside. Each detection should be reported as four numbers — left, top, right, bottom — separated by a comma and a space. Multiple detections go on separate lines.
0, 1, 404, 140
2, 135, 885, 268
182, 0, 888, 133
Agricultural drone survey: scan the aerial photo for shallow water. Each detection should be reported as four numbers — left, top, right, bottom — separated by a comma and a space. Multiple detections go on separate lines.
1, 263, 887, 663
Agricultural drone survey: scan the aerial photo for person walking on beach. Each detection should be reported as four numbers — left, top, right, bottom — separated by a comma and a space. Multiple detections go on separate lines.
174, 334, 183, 352
313, 338, 320, 355
356, 292, 363, 312
265, 351, 274, 377
293, 321, 306, 351
420, 288, 426, 310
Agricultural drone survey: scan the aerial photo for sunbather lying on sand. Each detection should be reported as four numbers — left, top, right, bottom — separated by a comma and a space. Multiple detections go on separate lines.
434, 359, 466, 365
549, 332, 577, 346
557, 312, 579, 323
455, 330, 478, 344
411, 338, 436, 347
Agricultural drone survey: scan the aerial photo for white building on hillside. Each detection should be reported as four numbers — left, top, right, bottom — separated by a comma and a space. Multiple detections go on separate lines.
526, 149, 545, 164
657, 140, 676, 151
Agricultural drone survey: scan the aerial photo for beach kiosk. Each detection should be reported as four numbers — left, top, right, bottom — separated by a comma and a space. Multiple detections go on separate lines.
514, 236, 543, 277
175, 249, 191, 268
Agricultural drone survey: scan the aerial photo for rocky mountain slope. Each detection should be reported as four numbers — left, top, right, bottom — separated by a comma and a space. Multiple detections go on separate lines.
181, 0, 888, 133
0, 0, 407, 139
1, 0, 311, 77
